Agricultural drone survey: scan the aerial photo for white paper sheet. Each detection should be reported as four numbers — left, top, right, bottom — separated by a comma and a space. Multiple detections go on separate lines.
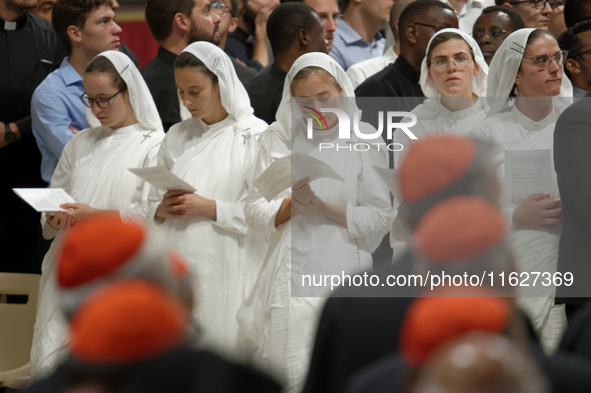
13, 188, 76, 213
253, 154, 344, 202
373, 166, 398, 198
128, 166, 196, 192
504, 150, 552, 208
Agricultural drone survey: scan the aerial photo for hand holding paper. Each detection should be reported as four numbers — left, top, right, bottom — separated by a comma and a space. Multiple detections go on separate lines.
128, 166, 196, 192
253, 154, 344, 202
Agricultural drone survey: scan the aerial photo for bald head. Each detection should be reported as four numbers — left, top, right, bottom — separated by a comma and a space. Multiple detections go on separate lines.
415, 333, 550, 393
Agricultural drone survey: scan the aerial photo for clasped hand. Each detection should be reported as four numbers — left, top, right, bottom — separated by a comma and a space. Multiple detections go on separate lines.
513, 193, 561, 229
292, 178, 325, 216
155, 190, 216, 220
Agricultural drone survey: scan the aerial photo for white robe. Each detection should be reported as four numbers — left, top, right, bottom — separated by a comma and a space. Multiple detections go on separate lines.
30, 124, 164, 380
147, 116, 267, 357
390, 98, 487, 259
238, 126, 392, 393
470, 105, 567, 352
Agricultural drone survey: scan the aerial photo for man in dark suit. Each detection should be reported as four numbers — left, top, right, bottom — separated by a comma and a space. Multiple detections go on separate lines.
553, 94, 591, 318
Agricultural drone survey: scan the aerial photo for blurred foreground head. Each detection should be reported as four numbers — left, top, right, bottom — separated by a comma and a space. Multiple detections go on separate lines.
398, 135, 498, 228
63, 280, 189, 393
400, 286, 512, 369
413, 196, 512, 284
413, 332, 550, 393
56, 213, 194, 316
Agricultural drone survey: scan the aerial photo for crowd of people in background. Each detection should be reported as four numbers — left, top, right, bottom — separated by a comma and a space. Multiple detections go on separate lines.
4, 0, 591, 392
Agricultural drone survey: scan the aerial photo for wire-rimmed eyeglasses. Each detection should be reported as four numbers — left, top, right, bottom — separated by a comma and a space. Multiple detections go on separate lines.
429, 53, 474, 72
509, 0, 565, 11
522, 50, 568, 70
210, 1, 230, 15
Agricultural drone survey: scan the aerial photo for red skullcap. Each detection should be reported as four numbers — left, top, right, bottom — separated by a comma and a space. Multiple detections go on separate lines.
414, 196, 505, 264
57, 214, 145, 289
69, 280, 188, 364
399, 135, 476, 204
400, 287, 510, 368
169, 252, 189, 278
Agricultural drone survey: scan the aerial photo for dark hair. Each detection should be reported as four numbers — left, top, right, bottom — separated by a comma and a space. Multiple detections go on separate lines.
52, 0, 114, 55
266, 2, 320, 57
398, 0, 455, 44
510, 28, 555, 97
84, 55, 128, 91
145, 0, 195, 42
174, 52, 219, 84
564, 0, 591, 28
426, 31, 475, 66
341, 0, 350, 11
480, 5, 525, 32
230, 0, 240, 18
558, 20, 591, 78
290, 65, 342, 95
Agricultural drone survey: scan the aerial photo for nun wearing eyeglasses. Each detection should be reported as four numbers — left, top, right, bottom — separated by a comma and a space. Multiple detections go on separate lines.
30, 50, 165, 380
389, 28, 489, 259
470, 28, 571, 354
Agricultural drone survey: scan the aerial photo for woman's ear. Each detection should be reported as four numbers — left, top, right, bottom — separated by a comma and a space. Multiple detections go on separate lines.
473, 60, 480, 77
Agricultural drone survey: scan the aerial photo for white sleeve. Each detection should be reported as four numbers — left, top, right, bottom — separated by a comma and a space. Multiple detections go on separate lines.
345, 141, 393, 252
42, 136, 76, 239
244, 133, 288, 233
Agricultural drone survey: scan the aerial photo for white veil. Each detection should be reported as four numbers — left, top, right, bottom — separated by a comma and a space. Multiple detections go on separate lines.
269, 52, 360, 142
419, 28, 489, 98
486, 28, 572, 116
85, 50, 163, 133
180, 41, 258, 130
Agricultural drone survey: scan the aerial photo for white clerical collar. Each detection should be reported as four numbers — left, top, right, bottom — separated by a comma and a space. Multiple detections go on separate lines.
4, 20, 17, 31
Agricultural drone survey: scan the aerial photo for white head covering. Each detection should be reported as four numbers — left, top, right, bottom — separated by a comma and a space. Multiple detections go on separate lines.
180, 41, 256, 129
486, 28, 572, 116
270, 52, 359, 142
420, 28, 488, 98
85, 50, 163, 133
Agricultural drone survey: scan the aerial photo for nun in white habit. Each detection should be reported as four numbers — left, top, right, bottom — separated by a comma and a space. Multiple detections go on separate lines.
237, 52, 392, 392
390, 28, 489, 259
470, 28, 569, 353
393, 28, 489, 168
146, 42, 268, 357
30, 50, 165, 380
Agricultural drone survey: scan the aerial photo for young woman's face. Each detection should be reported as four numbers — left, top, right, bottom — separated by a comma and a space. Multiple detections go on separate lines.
428, 38, 479, 98
291, 72, 343, 130
515, 34, 563, 98
175, 67, 224, 124
82, 72, 133, 129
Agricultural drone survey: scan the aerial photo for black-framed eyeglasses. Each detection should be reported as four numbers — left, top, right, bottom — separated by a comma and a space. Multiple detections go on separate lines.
522, 50, 568, 70
411, 22, 448, 32
472, 28, 509, 41
509, 0, 565, 10
80, 90, 124, 109
429, 53, 474, 71
210, 1, 230, 15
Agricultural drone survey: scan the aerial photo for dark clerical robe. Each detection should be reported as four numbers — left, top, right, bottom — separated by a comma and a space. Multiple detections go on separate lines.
0, 12, 64, 273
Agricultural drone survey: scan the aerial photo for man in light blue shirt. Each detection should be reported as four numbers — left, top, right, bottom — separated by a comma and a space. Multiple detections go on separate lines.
329, 0, 393, 70
32, 0, 123, 182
